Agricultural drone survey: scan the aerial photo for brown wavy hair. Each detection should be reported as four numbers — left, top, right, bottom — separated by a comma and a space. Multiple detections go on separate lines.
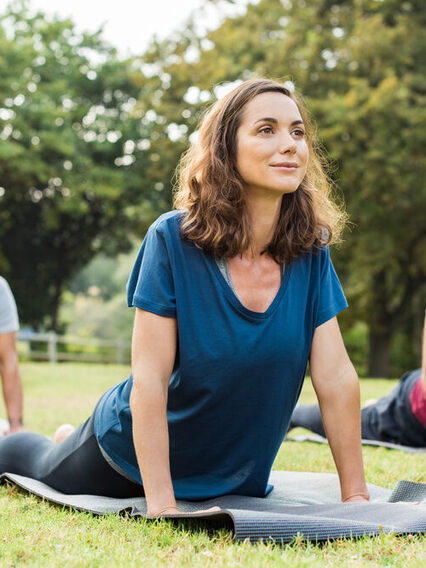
174, 78, 346, 264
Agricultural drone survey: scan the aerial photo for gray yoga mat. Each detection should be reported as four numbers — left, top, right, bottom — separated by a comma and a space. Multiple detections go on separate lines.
286, 433, 426, 454
2, 471, 426, 543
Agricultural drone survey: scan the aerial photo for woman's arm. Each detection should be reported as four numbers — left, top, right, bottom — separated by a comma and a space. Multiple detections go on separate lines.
130, 309, 220, 517
129, 308, 178, 516
309, 317, 369, 502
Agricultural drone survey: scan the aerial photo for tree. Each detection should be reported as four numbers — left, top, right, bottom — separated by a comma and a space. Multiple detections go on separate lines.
131, 0, 426, 376
0, 1, 157, 330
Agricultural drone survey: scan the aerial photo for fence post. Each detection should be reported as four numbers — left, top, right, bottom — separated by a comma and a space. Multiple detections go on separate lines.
48, 332, 58, 364
116, 340, 125, 365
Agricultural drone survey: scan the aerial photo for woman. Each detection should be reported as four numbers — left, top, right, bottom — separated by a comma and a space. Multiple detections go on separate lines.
0, 78, 370, 515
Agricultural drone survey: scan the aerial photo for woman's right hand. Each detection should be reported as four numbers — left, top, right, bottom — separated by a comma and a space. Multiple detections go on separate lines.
147, 505, 221, 518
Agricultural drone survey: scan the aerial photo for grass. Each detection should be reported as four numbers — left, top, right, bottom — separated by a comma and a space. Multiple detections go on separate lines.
0, 363, 425, 567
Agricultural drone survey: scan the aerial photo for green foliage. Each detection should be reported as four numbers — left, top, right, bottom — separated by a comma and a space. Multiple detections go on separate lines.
58, 246, 138, 342
0, 1, 156, 330
341, 321, 369, 378
60, 292, 134, 343
68, 247, 136, 301
1, 0, 425, 375
131, 0, 426, 375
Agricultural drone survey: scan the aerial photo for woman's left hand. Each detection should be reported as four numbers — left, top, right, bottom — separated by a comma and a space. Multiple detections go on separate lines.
342, 495, 370, 503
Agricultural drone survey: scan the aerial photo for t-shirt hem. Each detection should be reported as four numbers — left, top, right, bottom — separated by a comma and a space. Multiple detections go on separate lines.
98, 440, 142, 485
129, 296, 176, 317
97, 440, 140, 483
315, 300, 348, 328
0, 324, 19, 334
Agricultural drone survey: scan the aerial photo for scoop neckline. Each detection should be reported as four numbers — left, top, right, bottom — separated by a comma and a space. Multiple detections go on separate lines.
209, 255, 292, 320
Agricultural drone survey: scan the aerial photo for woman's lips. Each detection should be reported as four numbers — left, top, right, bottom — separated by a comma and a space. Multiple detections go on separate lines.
271, 163, 299, 171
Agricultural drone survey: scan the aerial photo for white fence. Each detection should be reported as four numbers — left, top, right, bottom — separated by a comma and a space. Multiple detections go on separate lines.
17, 332, 130, 365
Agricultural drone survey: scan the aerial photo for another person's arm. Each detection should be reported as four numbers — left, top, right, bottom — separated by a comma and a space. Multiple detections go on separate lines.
309, 317, 369, 503
0, 331, 23, 434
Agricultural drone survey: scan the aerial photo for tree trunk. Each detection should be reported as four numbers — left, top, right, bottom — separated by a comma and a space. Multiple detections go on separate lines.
368, 328, 393, 378
49, 282, 62, 332
367, 269, 395, 378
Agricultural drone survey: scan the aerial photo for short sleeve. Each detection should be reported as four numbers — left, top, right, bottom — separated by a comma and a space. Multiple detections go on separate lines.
126, 222, 176, 317
315, 247, 348, 328
0, 277, 20, 333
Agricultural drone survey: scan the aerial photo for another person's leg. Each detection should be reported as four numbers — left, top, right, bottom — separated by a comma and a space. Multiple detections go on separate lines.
289, 403, 383, 440
289, 370, 425, 446
0, 414, 143, 497
364, 369, 425, 446
289, 404, 326, 437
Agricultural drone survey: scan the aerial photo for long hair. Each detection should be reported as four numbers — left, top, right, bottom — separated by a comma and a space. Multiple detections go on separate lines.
174, 78, 346, 264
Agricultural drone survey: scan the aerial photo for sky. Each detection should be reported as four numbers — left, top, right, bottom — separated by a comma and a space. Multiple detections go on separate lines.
26, 0, 251, 57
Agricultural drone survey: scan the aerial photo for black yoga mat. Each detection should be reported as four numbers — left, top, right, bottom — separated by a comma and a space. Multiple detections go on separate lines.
2, 471, 426, 543
286, 433, 426, 454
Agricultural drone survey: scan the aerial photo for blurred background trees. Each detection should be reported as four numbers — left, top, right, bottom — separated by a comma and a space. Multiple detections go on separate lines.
1, 0, 425, 376
0, 2, 154, 331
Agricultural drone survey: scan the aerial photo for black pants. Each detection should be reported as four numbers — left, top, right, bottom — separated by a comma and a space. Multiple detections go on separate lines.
289, 369, 426, 448
0, 412, 143, 497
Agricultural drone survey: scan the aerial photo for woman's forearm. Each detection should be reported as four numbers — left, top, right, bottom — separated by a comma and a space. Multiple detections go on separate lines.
317, 367, 369, 501
130, 379, 177, 515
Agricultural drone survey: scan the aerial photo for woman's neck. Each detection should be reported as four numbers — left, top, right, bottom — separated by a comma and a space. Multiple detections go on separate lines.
245, 190, 283, 257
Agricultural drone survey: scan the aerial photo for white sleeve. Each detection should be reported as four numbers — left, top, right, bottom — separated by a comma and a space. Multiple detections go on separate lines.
0, 277, 19, 333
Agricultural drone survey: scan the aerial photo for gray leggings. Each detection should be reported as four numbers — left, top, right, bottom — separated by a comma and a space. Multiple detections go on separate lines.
0, 412, 143, 497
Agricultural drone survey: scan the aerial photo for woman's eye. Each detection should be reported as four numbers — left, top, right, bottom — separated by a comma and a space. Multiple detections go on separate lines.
293, 129, 306, 138
259, 126, 273, 134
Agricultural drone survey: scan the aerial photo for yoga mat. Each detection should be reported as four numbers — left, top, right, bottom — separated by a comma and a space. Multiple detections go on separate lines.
2, 471, 426, 543
286, 433, 426, 454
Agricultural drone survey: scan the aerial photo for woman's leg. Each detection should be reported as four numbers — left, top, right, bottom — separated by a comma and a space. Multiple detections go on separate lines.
0, 431, 54, 478
0, 414, 143, 498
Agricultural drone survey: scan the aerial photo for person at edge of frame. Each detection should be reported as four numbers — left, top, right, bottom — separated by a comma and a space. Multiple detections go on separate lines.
0, 276, 24, 436
289, 311, 426, 448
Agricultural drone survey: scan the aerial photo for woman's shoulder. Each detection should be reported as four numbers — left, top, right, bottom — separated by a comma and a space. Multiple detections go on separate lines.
290, 245, 338, 287
296, 244, 331, 268
149, 210, 185, 236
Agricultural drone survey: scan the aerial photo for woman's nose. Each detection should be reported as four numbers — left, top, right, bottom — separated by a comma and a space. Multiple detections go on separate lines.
278, 133, 297, 154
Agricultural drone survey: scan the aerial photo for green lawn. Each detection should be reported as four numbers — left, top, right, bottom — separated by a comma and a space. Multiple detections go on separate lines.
0, 363, 425, 567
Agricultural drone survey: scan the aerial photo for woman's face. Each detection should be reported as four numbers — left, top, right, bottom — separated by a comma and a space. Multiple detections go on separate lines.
235, 92, 309, 198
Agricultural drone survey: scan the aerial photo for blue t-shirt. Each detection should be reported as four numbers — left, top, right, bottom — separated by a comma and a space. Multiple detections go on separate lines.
94, 210, 348, 500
